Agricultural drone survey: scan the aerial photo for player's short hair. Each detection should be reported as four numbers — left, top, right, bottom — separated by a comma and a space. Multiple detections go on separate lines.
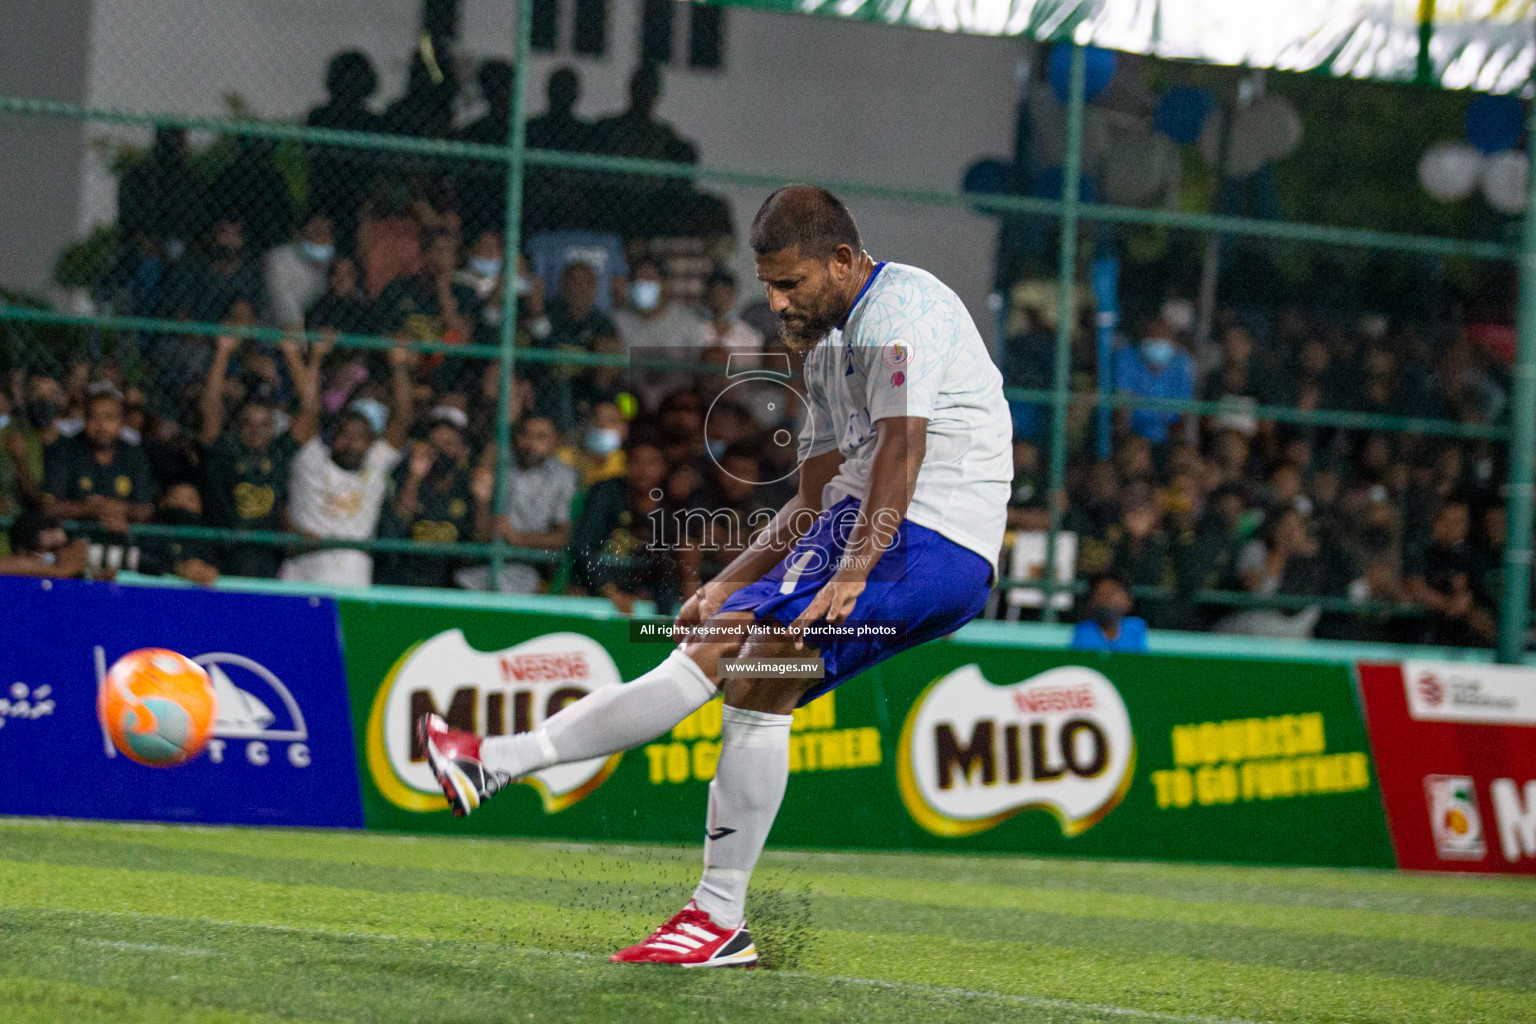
750, 185, 861, 261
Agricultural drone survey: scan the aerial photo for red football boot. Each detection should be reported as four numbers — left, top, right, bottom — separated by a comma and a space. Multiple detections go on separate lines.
417, 713, 510, 817
610, 900, 757, 968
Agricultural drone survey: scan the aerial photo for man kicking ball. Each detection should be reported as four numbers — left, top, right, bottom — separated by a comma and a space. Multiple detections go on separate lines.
419, 185, 1011, 967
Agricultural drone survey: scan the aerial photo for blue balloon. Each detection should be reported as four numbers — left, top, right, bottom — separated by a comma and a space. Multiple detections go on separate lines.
962, 157, 1012, 196
1466, 94, 1525, 154
1153, 86, 1214, 145
1031, 167, 1097, 203
1048, 44, 1116, 105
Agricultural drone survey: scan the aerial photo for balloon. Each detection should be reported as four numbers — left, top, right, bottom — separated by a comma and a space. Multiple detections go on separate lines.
1210, 95, 1304, 177
1481, 150, 1529, 214
1465, 94, 1525, 155
1047, 45, 1116, 105
1153, 86, 1214, 145
961, 157, 1014, 218
962, 157, 1012, 195
1031, 167, 1097, 203
1104, 129, 1178, 206
1418, 141, 1484, 202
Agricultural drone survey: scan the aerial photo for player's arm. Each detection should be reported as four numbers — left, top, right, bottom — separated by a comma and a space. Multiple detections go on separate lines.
199, 334, 239, 446
383, 341, 415, 452
789, 417, 925, 644
286, 333, 327, 446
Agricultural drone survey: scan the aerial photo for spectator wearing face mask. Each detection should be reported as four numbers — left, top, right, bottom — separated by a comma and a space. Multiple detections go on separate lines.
456, 415, 576, 594
560, 400, 628, 488
1071, 573, 1149, 652
377, 407, 477, 588
127, 482, 220, 586
279, 342, 414, 587
2, 375, 65, 515
454, 230, 511, 316
1113, 317, 1193, 446
617, 257, 704, 413
265, 211, 336, 330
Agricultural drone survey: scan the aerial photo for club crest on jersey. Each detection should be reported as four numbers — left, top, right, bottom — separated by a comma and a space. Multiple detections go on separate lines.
882, 339, 917, 370
366, 629, 623, 813
898, 664, 1135, 838
891, 371, 905, 388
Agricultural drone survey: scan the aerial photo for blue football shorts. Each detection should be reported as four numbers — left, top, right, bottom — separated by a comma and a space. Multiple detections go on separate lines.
716, 496, 992, 705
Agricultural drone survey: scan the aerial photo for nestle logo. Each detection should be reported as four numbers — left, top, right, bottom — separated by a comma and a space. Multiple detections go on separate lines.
1418, 675, 1445, 707
1013, 686, 1096, 714
500, 652, 589, 683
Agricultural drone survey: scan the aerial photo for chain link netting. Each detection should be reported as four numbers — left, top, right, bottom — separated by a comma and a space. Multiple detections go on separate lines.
0, 0, 1529, 647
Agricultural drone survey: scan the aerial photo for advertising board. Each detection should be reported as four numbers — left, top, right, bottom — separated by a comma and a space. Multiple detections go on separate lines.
0, 577, 362, 828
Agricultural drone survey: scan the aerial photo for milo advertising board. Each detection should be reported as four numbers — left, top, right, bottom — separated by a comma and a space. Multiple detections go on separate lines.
889, 641, 1393, 865
339, 600, 1394, 866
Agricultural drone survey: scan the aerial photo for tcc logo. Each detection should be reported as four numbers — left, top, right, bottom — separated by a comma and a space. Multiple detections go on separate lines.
94, 647, 311, 768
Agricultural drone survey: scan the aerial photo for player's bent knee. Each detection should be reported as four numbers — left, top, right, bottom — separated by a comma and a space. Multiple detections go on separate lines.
678, 612, 758, 683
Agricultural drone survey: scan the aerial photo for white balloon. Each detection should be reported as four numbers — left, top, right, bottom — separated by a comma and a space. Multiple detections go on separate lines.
1105, 129, 1179, 206
1199, 96, 1304, 178
1481, 150, 1529, 215
1418, 141, 1484, 202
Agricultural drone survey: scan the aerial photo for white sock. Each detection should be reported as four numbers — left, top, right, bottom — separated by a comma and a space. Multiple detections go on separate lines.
480, 648, 717, 777
692, 705, 793, 929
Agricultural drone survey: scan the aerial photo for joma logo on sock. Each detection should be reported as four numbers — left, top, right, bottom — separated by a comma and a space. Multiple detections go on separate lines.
898, 665, 1135, 838
365, 629, 623, 814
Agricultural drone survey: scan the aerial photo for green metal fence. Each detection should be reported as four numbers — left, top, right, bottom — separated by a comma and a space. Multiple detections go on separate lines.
0, 3, 1531, 656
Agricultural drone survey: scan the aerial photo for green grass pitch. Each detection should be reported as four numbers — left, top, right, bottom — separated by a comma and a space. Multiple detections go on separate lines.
1, 819, 1533, 1023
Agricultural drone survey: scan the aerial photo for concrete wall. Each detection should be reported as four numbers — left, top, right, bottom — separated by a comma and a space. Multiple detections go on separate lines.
67, 0, 1019, 323
0, 2, 94, 294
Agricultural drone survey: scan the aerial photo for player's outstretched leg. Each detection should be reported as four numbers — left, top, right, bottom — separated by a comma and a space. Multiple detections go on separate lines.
419, 645, 721, 817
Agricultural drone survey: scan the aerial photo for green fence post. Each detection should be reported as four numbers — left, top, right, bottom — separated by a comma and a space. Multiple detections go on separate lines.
1498, 97, 1536, 662
1042, 42, 1086, 624
489, 0, 535, 592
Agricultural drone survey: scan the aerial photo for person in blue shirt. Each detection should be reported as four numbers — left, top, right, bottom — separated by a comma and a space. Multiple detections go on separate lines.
1071, 573, 1150, 652
1112, 317, 1193, 445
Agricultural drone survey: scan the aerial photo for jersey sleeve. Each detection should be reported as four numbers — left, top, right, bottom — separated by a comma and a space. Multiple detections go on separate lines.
860, 291, 943, 424
795, 353, 840, 462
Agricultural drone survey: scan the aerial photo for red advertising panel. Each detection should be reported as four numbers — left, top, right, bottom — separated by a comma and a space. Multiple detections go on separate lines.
1358, 661, 1536, 874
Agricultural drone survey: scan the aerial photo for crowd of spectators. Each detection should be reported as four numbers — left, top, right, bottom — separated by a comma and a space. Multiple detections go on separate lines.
1, 42, 1523, 648
1001, 298, 1514, 646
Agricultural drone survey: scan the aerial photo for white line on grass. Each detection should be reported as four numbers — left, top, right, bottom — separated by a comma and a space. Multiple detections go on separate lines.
776, 971, 1266, 1024
80, 938, 211, 956
41, 908, 1267, 1024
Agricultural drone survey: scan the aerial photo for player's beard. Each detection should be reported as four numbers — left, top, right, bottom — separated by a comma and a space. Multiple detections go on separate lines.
776, 296, 847, 353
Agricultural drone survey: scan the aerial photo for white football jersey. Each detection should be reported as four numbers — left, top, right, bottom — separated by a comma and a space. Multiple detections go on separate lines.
796, 261, 1012, 579
288, 436, 401, 540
